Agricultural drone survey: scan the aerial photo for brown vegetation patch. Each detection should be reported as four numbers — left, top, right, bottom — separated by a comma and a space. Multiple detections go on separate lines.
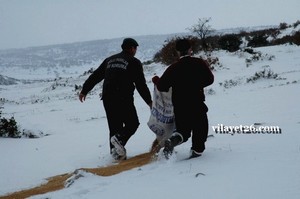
0, 152, 156, 199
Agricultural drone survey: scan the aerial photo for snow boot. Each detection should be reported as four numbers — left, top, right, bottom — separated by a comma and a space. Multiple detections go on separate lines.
163, 133, 183, 159
110, 134, 126, 160
111, 147, 127, 161
189, 149, 202, 159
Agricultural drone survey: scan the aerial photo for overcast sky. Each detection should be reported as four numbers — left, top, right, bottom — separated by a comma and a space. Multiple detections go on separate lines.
0, 0, 299, 50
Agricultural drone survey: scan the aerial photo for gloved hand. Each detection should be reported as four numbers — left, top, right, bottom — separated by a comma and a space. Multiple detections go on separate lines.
79, 93, 86, 102
152, 76, 160, 85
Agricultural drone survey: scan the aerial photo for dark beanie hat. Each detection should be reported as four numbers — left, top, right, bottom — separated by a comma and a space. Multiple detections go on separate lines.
121, 38, 139, 49
175, 39, 191, 52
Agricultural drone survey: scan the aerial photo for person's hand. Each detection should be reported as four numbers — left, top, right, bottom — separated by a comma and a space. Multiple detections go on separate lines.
152, 76, 160, 85
79, 93, 86, 103
148, 101, 153, 109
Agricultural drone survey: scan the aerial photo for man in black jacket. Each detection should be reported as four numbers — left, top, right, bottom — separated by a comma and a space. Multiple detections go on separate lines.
152, 39, 214, 159
79, 38, 152, 160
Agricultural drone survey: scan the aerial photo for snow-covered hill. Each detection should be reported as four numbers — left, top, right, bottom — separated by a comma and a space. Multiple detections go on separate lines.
0, 34, 172, 79
0, 25, 277, 82
0, 32, 300, 198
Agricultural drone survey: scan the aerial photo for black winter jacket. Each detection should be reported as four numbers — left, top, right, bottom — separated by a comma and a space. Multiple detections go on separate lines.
81, 51, 152, 104
157, 56, 214, 108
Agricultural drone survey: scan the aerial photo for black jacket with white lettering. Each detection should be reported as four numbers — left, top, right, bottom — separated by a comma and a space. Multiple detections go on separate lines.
81, 51, 152, 104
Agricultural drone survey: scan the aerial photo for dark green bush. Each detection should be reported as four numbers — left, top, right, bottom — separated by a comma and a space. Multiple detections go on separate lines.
0, 108, 45, 138
218, 34, 242, 52
292, 31, 300, 45
246, 69, 280, 83
247, 33, 269, 47
0, 110, 21, 138
293, 20, 300, 28
153, 20, 300, 65
272, 31, 300, 46
279, 22, 289, 30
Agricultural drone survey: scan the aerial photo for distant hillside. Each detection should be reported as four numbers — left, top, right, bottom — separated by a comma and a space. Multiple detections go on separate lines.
0, 74, 19, 85
0, 26, 276, 70
0, 34, 173, 70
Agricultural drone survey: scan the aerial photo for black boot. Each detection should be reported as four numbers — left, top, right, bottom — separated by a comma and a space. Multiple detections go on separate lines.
189, 149, 202, 159
163, 133, 183, 159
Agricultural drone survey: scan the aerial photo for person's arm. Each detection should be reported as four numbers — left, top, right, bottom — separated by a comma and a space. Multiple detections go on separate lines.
199, 59, 214, 88
133, 59, 152, 108
132, 60, 152, 107
155, 64, 174, 92
79, 60, 106, 102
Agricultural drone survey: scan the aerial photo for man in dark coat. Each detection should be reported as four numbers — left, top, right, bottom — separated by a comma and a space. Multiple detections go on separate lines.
79, 38, 152, 160
152, 39, 214, 159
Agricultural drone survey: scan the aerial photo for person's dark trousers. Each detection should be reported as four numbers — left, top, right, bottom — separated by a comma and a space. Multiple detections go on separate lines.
103, 96, 140, 152
174, 102, 208, 153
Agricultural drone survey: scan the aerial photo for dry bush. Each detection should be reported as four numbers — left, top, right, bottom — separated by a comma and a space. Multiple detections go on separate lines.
153, 36, 201, 65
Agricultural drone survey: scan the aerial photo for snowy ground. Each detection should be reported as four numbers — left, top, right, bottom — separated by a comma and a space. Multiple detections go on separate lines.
1, 43, 300, 198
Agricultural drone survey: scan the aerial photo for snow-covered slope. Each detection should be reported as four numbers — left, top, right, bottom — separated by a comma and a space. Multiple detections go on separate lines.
0, 35, 300, 198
